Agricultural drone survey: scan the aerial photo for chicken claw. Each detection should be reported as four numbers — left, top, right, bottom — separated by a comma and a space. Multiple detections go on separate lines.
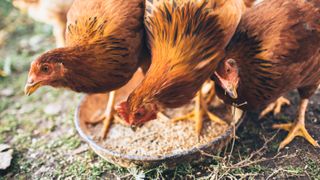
272, 99, 320, 150
273, 123, 320, 150
172, 91, 226, 135
259, 96, 290, 119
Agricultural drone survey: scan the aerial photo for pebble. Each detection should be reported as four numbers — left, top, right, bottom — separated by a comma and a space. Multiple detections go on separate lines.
0, 88, 14, 97
44, 103, 62, 115
0, 144, 13, 170
18, 105, 34, 114
72, 144, 89, 155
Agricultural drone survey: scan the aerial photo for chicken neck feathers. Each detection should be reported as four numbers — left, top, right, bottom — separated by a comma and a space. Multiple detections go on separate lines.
50, 0, 146, 93
134, 1, 225, 108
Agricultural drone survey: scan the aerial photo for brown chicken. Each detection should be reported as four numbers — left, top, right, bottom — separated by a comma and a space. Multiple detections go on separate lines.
213, 0, 320, 149
13, 0, 74, 47
117, 0, 254, 134
24, 0, 148, 138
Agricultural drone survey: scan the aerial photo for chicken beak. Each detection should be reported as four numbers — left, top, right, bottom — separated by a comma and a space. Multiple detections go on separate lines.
24, 82, 41, 96
225, 85, 238, 99
130, 125, 138, 131
214, 72, 238, 99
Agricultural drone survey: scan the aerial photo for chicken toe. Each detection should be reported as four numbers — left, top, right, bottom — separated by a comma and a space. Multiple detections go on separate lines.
172, 91, 226, 135
272, 99, 319, 150
259, 96, 290, 119
273, 123, 320, 150
200, 92, 226, 125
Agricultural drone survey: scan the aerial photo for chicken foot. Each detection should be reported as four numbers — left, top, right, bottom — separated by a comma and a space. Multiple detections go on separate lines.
259, 96, 291, 119
272, 98, 320, 150
90, 91, 116, 139
172, 91, 226, 135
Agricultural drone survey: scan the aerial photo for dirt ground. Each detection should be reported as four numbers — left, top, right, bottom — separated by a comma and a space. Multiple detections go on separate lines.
0, 2, 319, 179
234, 91, 320, 179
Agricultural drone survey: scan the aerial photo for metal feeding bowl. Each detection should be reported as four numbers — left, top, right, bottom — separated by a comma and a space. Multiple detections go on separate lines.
74, 70, 245, 168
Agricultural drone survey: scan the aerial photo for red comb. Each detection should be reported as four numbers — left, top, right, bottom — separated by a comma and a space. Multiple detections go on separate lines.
115, 101, 130, 124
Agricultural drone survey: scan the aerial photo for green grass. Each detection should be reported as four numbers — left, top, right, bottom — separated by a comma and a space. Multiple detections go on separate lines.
47, 134, 81, 150
306, 159, 320, 179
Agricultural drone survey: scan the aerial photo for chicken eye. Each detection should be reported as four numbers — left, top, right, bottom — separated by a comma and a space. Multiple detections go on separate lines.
41, 65, 50, 73
226, 68, 231, 73
135, 109, 145, 118
135, 112, 143, 118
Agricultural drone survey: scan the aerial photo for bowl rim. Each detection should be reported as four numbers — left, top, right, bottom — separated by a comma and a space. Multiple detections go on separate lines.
74, 95, 246, 162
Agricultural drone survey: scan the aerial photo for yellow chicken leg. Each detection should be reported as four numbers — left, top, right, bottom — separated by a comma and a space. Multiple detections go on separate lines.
259, 96, 291, 119
100, 91, 116, 139
272, 99, 320, 150
90, 91, 116, 139
172, 91, 226, 135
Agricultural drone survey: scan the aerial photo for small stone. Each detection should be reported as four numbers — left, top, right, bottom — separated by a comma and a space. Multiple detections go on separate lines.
0, 88, 14, 97
18, 105, 34, 114
312, 118, 318, 123
44, 103, 62, 115
0, 144, 13, 170
72, 144, 89, 155
0, 144, 10, 152
34, 166, 49, 177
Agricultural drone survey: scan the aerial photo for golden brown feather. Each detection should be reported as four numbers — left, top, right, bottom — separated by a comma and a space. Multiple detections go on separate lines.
117, 0, 251, 125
